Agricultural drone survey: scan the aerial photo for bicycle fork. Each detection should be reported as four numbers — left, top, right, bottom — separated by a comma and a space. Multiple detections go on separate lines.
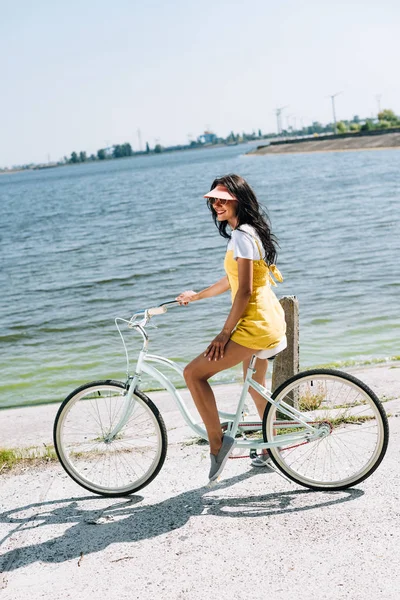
104, 350, 147, 442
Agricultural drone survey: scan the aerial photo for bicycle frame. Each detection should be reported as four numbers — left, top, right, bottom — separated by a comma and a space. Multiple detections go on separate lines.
111, 305, 319, 450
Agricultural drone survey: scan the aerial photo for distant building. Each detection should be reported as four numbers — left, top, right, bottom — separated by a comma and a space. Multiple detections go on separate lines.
198, 130, 217, 145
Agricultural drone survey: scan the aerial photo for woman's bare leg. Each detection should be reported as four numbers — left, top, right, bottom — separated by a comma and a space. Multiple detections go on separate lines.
242, 356, 269, 420
184, 340, 256, 455
243, 357, 273, 459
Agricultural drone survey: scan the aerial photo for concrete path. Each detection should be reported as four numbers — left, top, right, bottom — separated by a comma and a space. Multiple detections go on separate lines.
1, 363, 400, 600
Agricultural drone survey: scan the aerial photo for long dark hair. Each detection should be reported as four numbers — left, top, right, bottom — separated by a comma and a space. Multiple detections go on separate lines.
206, 174, 279, 265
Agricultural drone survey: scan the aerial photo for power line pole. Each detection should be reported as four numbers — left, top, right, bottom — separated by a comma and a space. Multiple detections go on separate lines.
329, 92, 342, 134
137, 129, 142, 152
275, 105, 288, 135
375, 94, 382, 114
275, 109, 281, 135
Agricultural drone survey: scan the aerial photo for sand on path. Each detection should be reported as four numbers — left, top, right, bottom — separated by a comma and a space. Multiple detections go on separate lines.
0, 363, 399, 600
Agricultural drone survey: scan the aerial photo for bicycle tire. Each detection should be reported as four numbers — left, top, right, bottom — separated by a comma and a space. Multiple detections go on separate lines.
54, 380, 167, 497
262, 369, 389, 491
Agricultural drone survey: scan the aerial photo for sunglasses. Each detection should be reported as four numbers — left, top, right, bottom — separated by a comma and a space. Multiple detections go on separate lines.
209, 197, 236, 206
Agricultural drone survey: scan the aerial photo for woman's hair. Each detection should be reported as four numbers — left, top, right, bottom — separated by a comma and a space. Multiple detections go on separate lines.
206, 173, 279, 265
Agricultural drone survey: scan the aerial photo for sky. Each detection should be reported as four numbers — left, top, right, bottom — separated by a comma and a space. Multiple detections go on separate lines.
1, 0, 399, 166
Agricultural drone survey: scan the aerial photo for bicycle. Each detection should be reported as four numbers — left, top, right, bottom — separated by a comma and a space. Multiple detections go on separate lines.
53, 301, 389, 497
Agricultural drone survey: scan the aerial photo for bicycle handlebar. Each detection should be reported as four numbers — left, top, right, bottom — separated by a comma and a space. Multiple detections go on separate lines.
116, 300, 182, 366
129, 300, 180, 325
159, 300, 180, 308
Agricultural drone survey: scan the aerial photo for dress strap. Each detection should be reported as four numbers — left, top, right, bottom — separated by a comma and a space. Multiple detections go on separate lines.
247, 232, 284, 285
239, 229, 284, 285
252, 237, 263, 260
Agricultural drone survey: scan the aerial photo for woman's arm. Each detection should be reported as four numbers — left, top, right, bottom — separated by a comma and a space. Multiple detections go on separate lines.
176, 276, 230, 305
204, 258, 253, 360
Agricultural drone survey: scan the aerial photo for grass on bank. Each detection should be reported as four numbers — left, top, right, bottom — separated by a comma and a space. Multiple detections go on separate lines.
313, 355, 400, 370
0, 444, 57, 473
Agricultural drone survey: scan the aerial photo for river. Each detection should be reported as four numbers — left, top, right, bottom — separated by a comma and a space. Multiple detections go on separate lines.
0, 144, 399, 408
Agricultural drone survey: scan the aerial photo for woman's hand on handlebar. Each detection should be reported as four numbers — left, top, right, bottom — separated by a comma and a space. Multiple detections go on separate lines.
176, 290, 198, 306
176, 278, 229, 306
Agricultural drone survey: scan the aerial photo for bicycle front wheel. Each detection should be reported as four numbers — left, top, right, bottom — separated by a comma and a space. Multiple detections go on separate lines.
263, 369, 389, 490
54, 380, 167, 497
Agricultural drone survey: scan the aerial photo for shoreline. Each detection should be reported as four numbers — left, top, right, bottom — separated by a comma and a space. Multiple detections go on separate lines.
1, 356, 399, 413
1, 361, 399, 456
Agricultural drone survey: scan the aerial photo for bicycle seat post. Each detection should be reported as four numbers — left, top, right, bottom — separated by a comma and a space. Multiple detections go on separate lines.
249, 354, 257, 372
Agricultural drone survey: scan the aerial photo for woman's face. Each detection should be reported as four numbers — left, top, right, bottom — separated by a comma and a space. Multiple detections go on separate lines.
211, 198, 238, 226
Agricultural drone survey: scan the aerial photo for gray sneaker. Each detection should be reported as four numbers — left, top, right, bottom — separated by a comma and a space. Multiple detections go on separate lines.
208, 435, 235, 481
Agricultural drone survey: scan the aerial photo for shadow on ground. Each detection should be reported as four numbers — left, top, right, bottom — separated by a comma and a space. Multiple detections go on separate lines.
0, 470, 363, 574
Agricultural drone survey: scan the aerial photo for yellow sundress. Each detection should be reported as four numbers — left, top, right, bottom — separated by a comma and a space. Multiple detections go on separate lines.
224, 233, 286, 351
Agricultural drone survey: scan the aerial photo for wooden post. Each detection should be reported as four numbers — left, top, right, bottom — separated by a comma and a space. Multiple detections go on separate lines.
271, 296, 299, 394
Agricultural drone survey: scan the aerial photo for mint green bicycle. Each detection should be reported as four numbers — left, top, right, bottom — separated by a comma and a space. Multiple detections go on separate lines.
53, 301, 389, 497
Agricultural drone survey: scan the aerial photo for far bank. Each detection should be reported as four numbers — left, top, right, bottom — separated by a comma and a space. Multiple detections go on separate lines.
248, 130, 400, 155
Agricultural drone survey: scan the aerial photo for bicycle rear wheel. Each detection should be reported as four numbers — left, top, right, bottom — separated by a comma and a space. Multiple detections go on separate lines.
54, 380, 167, 497
263, 369, 389, 490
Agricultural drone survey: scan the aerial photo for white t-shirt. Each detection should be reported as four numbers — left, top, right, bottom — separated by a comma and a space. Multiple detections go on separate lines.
227, 224, 264, 260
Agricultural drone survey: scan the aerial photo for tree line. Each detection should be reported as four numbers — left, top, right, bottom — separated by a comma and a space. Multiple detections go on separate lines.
5, 109, 397, 171
65, 133, 261, 164
66, 142, 142, 164
335, 109, 400, 134
279, 109, 400, 137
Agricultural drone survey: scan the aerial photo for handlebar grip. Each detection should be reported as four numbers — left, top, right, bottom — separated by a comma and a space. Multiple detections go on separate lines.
147, 306, 167, 316
130, 300, 180, 323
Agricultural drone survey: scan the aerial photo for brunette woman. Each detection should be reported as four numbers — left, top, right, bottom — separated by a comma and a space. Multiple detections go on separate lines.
176, 174, 286, 481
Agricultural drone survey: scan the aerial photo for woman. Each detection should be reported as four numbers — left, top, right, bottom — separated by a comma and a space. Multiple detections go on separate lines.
176, 174, 286, 482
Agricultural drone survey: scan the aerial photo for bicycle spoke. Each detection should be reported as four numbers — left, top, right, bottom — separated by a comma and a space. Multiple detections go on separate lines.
265, 370, 388, 490
55, 383, 166, 495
